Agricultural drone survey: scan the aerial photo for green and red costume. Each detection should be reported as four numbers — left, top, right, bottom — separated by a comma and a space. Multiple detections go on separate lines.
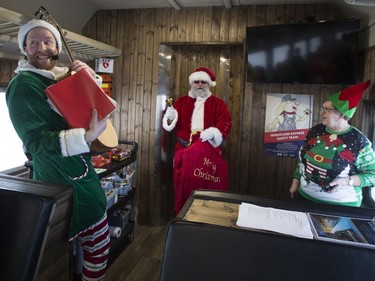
294, 124, 375, 206
6, 61, 107, 238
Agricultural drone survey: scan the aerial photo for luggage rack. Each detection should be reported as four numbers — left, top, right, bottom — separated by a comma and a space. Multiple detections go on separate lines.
0, 7, 122, 63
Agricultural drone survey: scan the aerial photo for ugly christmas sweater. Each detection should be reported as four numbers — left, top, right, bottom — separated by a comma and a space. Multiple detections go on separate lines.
6, 70, 107, 239
294, 123, 375, 206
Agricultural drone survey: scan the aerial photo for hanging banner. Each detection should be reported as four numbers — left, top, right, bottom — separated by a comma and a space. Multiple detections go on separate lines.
264, 93, 313, 157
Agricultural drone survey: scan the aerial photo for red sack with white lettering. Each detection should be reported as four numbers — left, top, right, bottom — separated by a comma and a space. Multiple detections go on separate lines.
173, 139, 228, 214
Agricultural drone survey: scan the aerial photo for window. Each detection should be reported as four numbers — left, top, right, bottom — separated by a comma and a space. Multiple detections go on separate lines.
0, 88, 27, 172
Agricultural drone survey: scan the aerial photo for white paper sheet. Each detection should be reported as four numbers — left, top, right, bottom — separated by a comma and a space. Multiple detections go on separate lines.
236, 202, 314, 239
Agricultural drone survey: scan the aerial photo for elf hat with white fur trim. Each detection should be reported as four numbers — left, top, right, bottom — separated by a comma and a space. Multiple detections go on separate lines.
18, 19, 62, 56
189, 67, 217, 87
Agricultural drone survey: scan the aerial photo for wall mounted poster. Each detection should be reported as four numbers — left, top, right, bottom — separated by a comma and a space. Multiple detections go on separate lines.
264, 93, 313, 157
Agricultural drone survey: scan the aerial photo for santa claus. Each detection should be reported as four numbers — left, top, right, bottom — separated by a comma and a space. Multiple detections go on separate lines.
162, 67, 232, 213
162, 67, 232, 152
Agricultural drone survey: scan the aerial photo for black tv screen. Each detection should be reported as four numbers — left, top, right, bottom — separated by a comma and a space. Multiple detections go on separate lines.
246, 19, 359, 84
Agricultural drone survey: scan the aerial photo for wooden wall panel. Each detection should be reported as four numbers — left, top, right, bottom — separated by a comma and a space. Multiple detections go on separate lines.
246, 6, 256, 27
114, 12, 127, 139
169, 10, 179, 42
227, 46, 244, 189
219, 8, 230, 42
228, 8, 239, 42
211, 7, 221, 42
358, 46, 375, 137
82, 4, 368, 225
202, 7, 213, 42
0, 59, 17, 86
2, 4, 373, 226
177, 9, 187, 42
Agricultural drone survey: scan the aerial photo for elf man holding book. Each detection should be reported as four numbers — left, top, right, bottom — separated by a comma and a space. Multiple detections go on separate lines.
6, 19, 113, 280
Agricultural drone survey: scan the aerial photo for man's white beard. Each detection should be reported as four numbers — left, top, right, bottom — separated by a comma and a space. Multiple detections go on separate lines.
191, 87, 209, 98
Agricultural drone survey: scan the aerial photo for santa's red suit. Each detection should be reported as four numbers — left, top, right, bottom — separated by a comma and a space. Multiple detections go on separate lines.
164, 95, 231, 151
162, 67, 232, 214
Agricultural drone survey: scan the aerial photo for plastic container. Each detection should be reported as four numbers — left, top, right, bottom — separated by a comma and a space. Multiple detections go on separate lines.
105, 188, 118, 209
108, 208, 130, 229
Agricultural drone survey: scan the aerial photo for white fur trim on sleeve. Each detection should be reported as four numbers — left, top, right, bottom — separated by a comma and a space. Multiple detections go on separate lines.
59, 128, 90, 157
206, 127, 223, 148
95, 74, 103, 87
162, 111, 178, 132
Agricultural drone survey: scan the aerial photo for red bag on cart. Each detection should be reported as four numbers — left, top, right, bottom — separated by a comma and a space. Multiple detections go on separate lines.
173, 139, 228, 214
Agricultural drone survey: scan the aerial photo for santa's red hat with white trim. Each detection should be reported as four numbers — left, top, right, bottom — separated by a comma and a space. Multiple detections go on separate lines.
189, 67, 217, 87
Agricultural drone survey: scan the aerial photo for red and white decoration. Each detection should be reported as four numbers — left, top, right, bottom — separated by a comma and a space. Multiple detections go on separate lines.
95, 58, 114, 73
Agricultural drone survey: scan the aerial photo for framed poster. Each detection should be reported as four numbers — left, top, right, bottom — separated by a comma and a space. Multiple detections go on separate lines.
264, 93, 313, 157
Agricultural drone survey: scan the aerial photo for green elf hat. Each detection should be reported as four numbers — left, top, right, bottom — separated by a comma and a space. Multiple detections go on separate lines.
328, 80, 371, 118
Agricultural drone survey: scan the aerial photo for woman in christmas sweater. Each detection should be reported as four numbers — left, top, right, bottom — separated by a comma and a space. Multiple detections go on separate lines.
290, 80, 375, 207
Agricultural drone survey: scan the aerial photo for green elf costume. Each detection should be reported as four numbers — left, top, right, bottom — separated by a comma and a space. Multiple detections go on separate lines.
294, 80, 375, 206
6, 20, 108, 239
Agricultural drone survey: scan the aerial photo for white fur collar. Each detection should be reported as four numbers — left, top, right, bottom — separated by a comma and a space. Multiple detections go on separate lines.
15, 59, 69, 81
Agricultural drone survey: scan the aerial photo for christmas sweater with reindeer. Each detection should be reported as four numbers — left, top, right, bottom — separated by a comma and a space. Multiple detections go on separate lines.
294, 124, 375, 206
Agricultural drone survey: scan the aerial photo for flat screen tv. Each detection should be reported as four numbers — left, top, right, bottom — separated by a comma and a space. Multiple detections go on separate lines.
246, 19, 359, 84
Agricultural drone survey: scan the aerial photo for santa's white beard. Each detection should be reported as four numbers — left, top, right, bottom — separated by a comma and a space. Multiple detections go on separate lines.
191, 87, 210, 98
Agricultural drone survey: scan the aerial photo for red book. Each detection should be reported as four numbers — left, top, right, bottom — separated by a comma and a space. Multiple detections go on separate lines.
44, 69, 116, 129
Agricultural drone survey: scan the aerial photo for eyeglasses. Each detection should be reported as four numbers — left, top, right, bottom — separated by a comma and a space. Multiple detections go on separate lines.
320, 106, 336, 113
193, 80, 208, 85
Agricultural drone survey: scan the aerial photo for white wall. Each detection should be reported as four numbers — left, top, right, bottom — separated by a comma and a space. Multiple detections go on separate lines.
358, 16, 375, 50
337, 3, 375, 49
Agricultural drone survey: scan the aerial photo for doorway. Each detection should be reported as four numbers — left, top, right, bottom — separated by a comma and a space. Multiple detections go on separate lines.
155, 43, 244, 219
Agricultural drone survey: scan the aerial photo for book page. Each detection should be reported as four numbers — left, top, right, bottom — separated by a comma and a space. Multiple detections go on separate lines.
236, 203, 314, 239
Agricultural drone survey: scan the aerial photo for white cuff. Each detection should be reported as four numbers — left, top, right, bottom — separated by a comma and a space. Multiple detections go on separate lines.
162, 111, 178, 132
59, 128, 90, 157
95, 74, 103, 87
206, 127, 223, 148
